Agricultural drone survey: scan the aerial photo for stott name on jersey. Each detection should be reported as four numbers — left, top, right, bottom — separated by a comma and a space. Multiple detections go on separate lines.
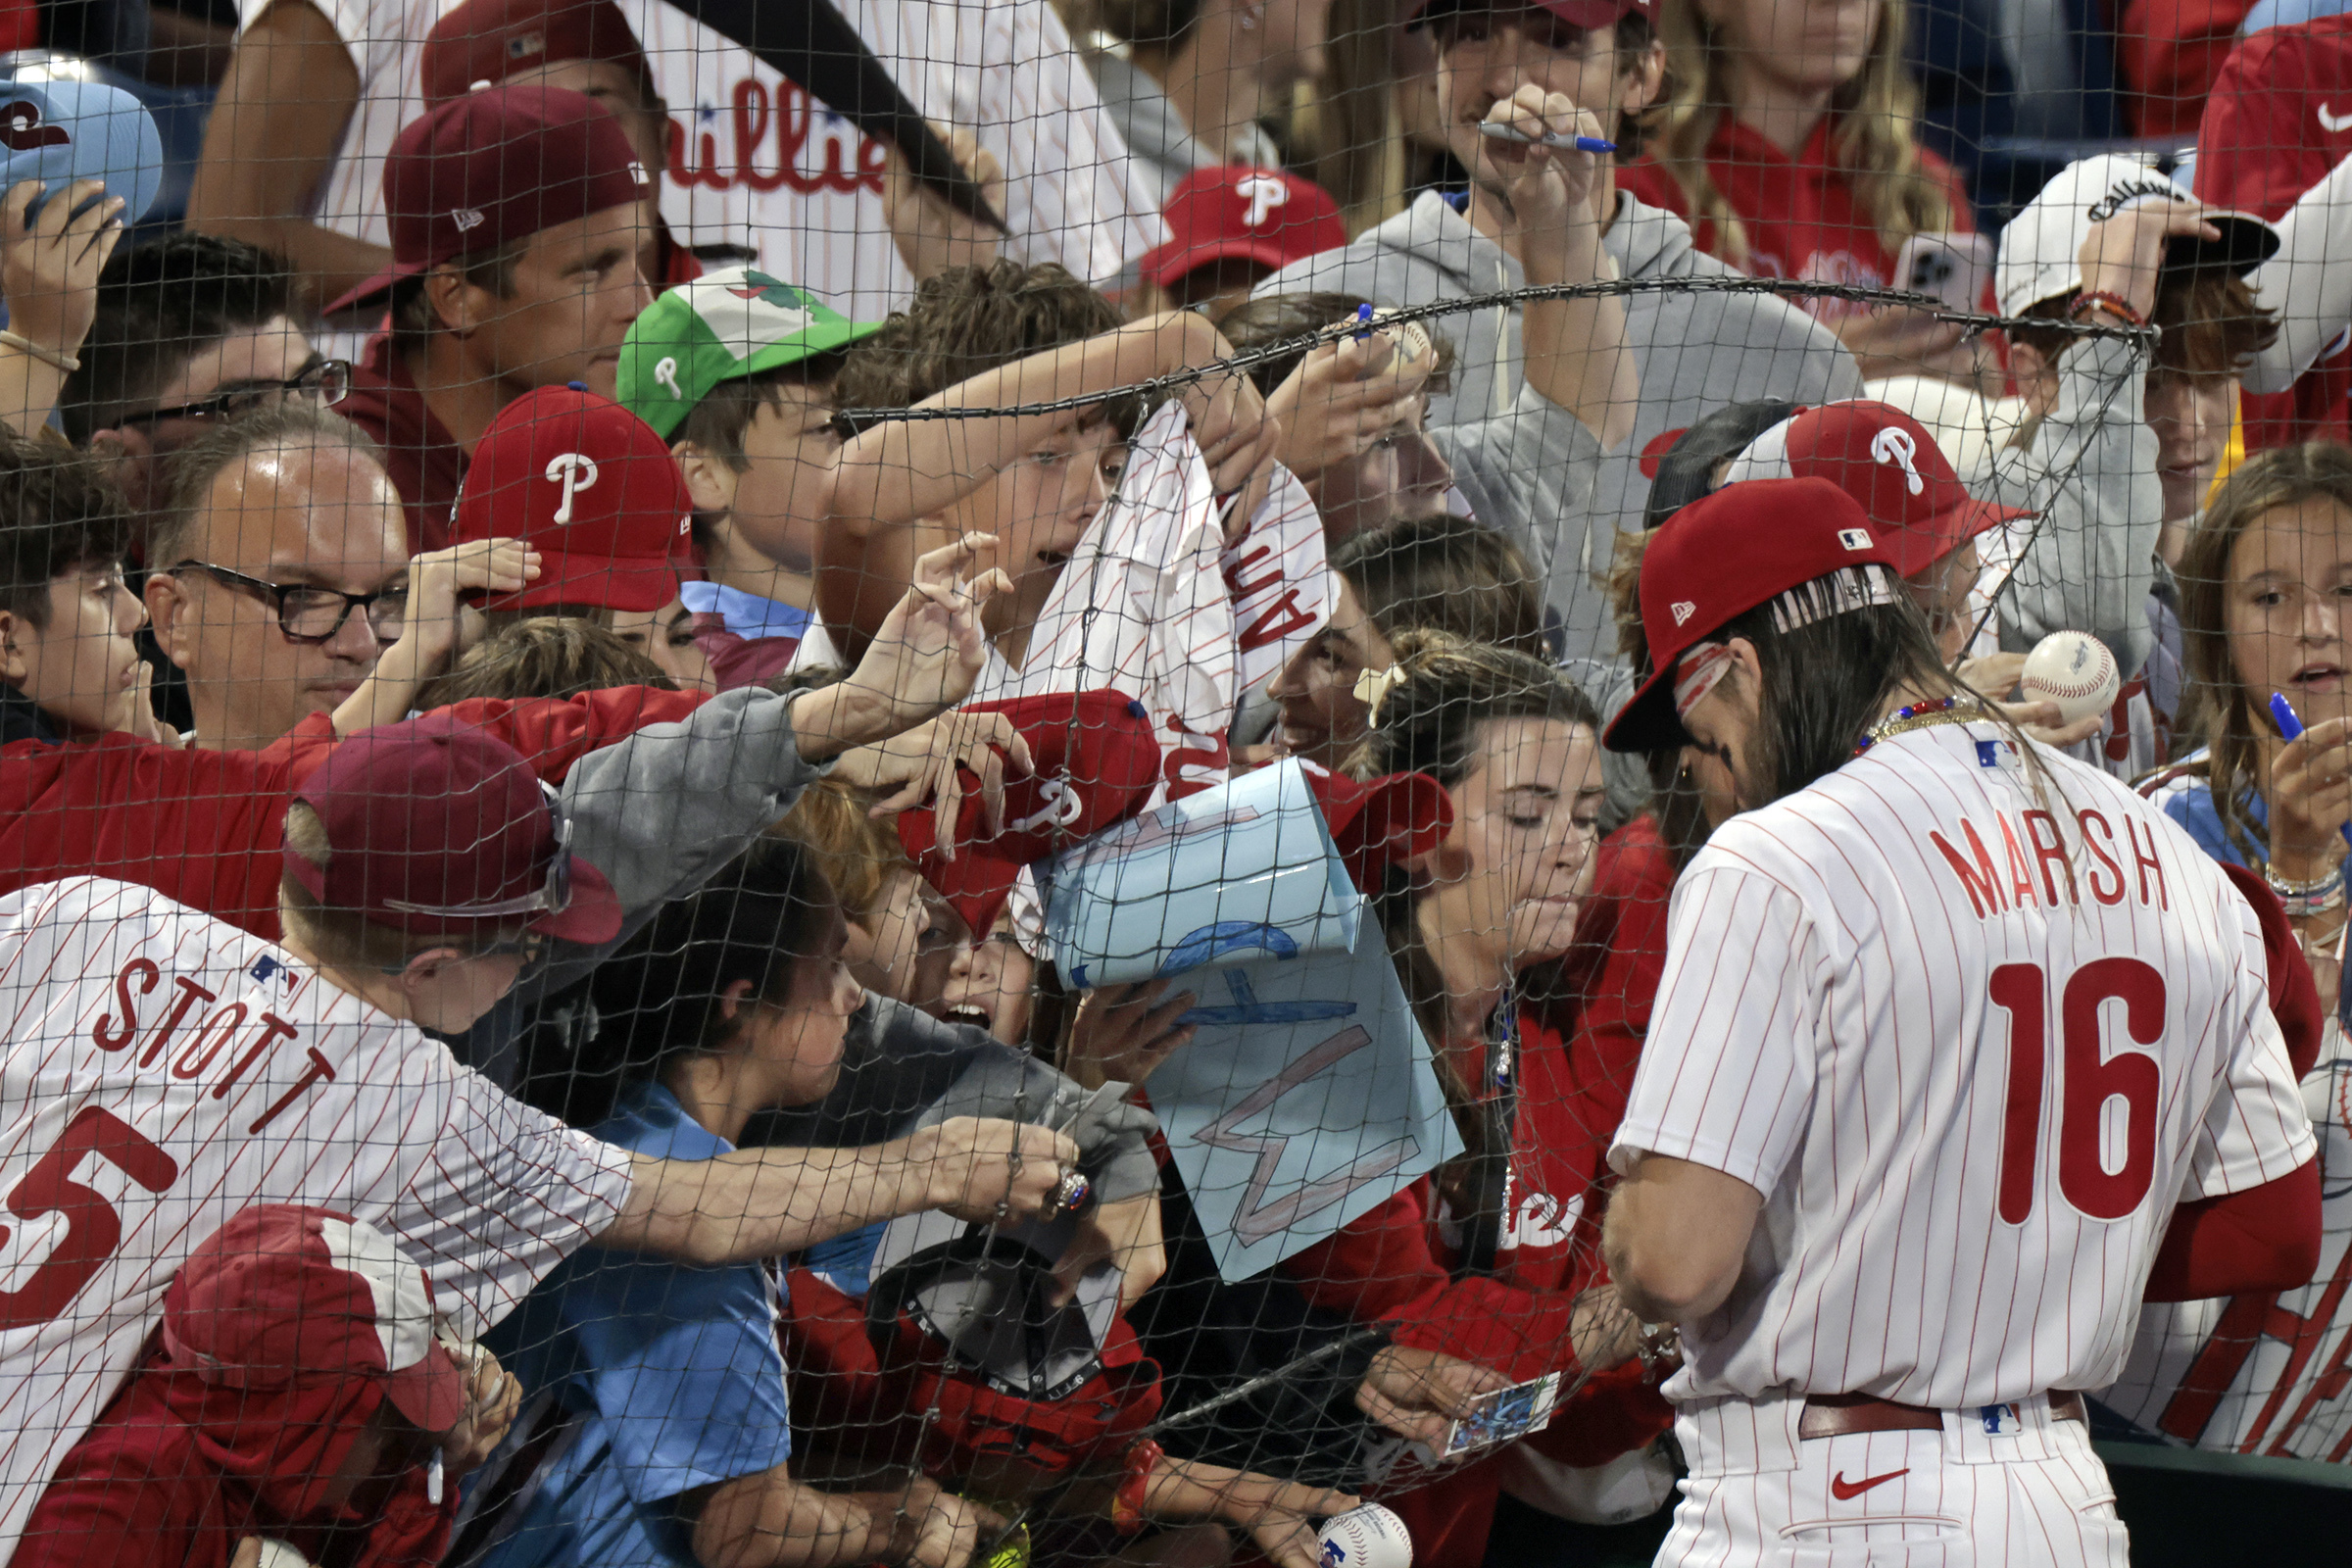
1929, 799, 2174, 919
76, 950, 342, 1138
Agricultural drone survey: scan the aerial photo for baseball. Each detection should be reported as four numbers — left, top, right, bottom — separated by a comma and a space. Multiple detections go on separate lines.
2019, 630, 2120, 727
1318, 1503, 1413, 1568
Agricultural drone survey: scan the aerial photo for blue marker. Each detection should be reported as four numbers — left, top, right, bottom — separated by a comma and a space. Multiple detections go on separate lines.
1479, 122, 1617, 155
2268, 691, 2352, 851
1352, 301, 1375, 339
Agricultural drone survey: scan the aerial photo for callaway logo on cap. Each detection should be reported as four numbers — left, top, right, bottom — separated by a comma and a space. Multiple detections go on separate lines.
1995, 153, 2279, 317
618, 265, 883, 439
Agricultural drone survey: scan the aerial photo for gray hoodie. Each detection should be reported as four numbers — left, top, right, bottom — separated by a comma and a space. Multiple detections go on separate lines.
1253, 188, 1867, 657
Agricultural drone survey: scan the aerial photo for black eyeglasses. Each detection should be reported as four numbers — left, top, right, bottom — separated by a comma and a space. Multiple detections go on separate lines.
169, 560, 409, 644
127, 358, 352, 428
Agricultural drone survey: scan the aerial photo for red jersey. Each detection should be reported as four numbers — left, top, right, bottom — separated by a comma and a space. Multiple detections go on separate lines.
2194, 17, 2352, 449
1617, 118, 1975, 319
2121, 0, 2262, 135
335, 334, 466, 557
1275, 819, 1682, 1561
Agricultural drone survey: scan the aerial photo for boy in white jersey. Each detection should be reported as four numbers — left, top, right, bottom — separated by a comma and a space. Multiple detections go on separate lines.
0, 564, 1088, 1557
1597, 475, 2322, 1565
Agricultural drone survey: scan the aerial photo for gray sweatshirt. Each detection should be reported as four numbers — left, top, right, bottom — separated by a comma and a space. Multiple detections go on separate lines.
1984, 334, 2164, 678
1252, 188, 1867, 656
444, 687, 828, 1089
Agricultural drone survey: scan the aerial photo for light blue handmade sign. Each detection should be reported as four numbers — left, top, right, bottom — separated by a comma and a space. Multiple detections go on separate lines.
1043, 759, 1358, 989
1149, 938, 1462, 1281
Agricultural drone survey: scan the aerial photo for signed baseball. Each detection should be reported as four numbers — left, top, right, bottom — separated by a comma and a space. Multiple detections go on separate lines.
2020, 630, 2120, 727
1319, 1503, 1413, 1568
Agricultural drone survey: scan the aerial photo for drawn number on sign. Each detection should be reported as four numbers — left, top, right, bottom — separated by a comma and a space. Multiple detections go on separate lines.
1988, 957, 2165, 1224
0, 1107, 178, 1330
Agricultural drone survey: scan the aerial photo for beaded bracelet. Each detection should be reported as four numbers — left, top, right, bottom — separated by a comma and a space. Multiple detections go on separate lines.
2265, 861, 2346, 920
2069, 290, 2147, 330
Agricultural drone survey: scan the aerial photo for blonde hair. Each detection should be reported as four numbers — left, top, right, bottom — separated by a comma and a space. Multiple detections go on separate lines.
773, 780, 913, 927
1650, 0, 1949, 268
416, 617, 673, 709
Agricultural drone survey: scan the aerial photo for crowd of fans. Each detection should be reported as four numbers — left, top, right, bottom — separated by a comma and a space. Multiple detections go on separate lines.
2, 0, 2352, 1561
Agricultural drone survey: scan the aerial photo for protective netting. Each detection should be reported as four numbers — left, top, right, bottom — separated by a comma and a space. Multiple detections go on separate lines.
0, 0, 2347, 1563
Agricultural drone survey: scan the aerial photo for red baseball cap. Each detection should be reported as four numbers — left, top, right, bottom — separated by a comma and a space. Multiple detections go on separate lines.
454, 385, 689, 612
1722, 400, 2031, 578
896, 692, 1163, 938
288, 712, 623, 943
162, 1205, 468, 1435
1603, 476, 1898, 754
1137, 168, 1348, 290
327, 84, 651, 315
1409, 0, 1656, 32
420, 0, 652, 105
1295, 760, 1454, 893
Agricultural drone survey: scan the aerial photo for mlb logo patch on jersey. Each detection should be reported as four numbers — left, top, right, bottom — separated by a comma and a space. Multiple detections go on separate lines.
249, 954, 296, 988
1979, 1402, 2024, 1437
1976, 738, 2021, 770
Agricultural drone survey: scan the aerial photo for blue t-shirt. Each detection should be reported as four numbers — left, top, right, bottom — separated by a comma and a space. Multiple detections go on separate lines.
481, 1083, 797, 1568
680, 580, 817, 643
2150, 760, 2268, 871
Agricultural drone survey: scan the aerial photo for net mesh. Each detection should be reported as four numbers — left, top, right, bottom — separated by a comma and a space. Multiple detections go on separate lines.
0, 0, 2342, 1561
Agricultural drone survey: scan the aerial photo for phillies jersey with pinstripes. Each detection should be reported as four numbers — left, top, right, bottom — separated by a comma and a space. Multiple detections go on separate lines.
0, 878, 635, 1561
1610, 722, 2315, 1410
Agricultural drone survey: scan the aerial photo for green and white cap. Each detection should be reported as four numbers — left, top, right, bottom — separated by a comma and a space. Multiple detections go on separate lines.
618, 266, 883, 439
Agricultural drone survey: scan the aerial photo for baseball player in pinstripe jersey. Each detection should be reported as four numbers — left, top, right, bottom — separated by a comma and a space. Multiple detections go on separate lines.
1598, 476, 2322, 1565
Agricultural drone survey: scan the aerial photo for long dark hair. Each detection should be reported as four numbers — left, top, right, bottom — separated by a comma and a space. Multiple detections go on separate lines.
551, 839, 843, 1126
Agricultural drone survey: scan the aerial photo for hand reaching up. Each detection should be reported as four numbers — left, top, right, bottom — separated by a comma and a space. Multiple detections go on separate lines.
799, 533, 1010, 760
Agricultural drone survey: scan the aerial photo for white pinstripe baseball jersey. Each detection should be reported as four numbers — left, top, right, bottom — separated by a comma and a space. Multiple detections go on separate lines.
247, 0, 1166, 325
0, 878, 633, 1558
1610, 722, 2315, 1410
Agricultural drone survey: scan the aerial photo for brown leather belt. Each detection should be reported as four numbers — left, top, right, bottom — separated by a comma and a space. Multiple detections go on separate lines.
1798, 1391, 2087, 1440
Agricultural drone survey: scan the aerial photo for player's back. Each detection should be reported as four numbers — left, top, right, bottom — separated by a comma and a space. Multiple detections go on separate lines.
1646, 721, 2309, 1409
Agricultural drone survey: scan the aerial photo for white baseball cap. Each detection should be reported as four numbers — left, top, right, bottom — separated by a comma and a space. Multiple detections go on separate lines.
1994, 154, 2278, 317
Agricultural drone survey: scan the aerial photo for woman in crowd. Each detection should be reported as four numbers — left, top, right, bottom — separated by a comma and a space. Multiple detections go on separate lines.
1619, 0, 1984, 384
2151, 440, 2352, 1017
1263, 512, 1544, 771
1079, 0, 1334, 208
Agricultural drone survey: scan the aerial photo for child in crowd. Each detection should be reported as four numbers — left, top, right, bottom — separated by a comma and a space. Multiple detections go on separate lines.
452, 385, 715, 694
1262, 512, 1545, 771
781, 779, 966, 1011
18, 1205, 517, 1568
1622, 0, 1984, 384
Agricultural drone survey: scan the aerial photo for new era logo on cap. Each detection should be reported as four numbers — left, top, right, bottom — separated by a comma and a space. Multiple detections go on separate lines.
1671, 600, 1697, 626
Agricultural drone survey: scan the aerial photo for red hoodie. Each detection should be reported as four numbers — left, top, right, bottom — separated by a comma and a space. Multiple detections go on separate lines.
1274, 819, 1682, 1562
0, 687, 709, 941
15, 1342, 452, 1568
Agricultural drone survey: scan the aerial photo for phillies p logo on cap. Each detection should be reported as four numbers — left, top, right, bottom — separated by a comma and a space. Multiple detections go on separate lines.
0, 80, 164, 226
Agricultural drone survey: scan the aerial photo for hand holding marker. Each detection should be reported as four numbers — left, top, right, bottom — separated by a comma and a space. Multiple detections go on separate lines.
2269, 691, 2352, 852
1478, 122, 1617, 155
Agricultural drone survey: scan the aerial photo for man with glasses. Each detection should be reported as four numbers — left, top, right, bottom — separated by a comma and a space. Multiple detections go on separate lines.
61, 234, 347, 519
140, 401, 409, 751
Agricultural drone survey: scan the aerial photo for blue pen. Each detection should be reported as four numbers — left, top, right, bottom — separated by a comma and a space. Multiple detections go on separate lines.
1479, 122, 1617, 155
2268, 691, 2352, 851
1352, 302, 1374, 339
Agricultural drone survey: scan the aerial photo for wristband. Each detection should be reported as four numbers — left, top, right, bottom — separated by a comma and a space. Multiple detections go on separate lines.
1110, 1439, 1162, 1535
0, 329, 76, 372
2265, 860, 2345, 918
2067, 291, 2146, 330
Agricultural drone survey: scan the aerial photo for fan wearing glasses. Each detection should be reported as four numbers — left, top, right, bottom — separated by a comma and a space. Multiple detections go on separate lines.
59, 233, 344, 519
141, 401, 454, 751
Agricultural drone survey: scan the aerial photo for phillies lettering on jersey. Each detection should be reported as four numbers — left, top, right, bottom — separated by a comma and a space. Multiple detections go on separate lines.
0, 878, 632, 1560
1612, 724, 2314, 1410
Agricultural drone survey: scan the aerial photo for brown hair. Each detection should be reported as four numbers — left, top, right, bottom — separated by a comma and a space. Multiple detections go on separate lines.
1213, 290, 1457, 401
2175, 441, 2352, 866
1604, 523, 1712, 867
832, 261, 1140, 435
0, 432, 133, 630
1331, 513, 1544, 656
774, 779, 913, 927
278, 803, 521, 970
1649, 0, 1946, 267
416, 617, 675, 709
1424, 6, 1663, 160
152, 403, 386, 570
2010, 270, 2280, 382
389, 234, 529, 350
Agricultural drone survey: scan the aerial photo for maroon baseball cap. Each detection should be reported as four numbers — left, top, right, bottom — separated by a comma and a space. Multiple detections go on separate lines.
327, 84, 651, 315
162, 1205, 468, 1435
420, 0, 653, 105
1603, 476, 1898, 754
1137, 168, 1348, 289
1722, 401, 2031, 578
287, 712, 622, 943
454, 385, 689, 612
1409, 0, 1656, 32
896, 692, 1163, 938
1296, 760, 1454, 893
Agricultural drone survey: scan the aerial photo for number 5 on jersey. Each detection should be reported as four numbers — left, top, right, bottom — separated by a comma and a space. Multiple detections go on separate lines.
1989, 957, 2165, 1224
